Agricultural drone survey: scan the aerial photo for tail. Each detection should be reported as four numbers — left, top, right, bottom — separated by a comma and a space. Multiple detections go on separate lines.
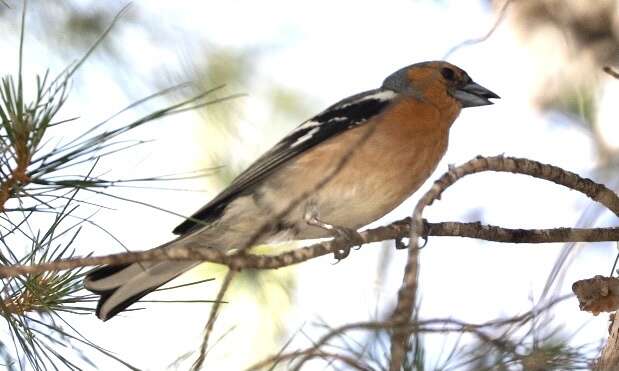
84, 260, 198, 321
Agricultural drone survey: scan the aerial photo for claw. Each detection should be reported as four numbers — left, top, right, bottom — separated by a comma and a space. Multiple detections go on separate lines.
395, 237, 407, 250
333, 247, 351, 261
394, 237, 428, 249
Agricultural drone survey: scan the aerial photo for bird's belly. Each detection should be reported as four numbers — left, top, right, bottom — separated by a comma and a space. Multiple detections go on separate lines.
250, 116, 450, 242
293, 160, 432, 239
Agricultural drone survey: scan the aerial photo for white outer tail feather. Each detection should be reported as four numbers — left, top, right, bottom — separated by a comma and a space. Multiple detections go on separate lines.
84, 259, 198, 321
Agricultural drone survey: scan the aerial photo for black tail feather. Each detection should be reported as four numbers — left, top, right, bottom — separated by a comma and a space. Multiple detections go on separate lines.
85, 264, 131, 293
94, 286, 158, 321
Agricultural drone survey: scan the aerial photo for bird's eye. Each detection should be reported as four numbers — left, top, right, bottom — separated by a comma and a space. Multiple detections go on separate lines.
441, 67, 456, 81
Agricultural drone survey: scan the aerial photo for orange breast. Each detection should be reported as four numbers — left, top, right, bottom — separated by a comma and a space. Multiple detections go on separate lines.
283, 95, 460, 229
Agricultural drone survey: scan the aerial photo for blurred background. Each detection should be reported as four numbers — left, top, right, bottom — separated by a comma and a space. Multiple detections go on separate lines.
1, 0, 619, 369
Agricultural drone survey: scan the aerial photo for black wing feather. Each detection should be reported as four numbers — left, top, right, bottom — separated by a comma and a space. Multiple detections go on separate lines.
172, 88, 395, 235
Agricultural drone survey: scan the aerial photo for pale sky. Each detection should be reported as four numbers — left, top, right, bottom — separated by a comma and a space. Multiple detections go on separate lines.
0, 0, 617, 369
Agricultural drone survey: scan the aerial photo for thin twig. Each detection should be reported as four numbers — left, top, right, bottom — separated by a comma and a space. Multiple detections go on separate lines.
249, 295, 569, 370
248, 349, 374, 371
443, 0, 514, 59
388, 155, 619, 370
191, 270, 235, 371
603, 66, 619, 80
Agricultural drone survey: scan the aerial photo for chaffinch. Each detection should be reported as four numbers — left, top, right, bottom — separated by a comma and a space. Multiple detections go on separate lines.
85, 61, 499, 321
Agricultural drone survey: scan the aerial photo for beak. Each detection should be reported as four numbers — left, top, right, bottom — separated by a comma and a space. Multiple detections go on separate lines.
453, 81, 500, 108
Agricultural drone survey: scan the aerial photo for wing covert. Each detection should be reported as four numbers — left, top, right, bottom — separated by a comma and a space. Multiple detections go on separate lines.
172, 88, 397, 235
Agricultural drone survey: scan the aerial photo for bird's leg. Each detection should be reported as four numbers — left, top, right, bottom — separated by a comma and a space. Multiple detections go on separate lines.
303, 203, 361, 261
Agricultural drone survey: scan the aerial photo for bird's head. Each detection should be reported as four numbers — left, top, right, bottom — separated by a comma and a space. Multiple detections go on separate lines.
382, 61, 499, 108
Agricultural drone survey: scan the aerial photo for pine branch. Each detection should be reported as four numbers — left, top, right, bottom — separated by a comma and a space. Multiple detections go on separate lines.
0, 2, 242, 369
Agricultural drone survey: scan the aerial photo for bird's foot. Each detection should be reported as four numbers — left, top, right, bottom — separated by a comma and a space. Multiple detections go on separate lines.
303, 204, 361, 262
331, 227, 362, 261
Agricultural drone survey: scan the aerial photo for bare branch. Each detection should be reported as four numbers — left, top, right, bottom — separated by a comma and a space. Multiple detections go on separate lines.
1, 220, 619, 277
0, 155, 616, 368
388, 155, 619, 370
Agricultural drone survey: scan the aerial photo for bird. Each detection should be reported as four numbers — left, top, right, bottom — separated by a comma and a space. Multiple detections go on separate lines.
84, 61, 499, 321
